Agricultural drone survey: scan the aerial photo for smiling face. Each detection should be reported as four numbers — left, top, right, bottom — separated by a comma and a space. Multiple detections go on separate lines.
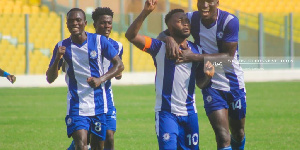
168, 12, 191, 39
66, 10, 87, 36
197, 0, 219, 21
94, 15, 113, 37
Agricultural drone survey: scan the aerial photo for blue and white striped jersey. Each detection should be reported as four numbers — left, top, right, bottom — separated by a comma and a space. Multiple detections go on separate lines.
49, 32, 118, 116
102, 38, 123, 113
187, 9, 245, 91
144, 37, 202, 116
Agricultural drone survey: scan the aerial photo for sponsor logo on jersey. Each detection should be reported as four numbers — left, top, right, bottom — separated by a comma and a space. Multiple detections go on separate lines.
90, 50, 97, 59
163, 133, 170, 141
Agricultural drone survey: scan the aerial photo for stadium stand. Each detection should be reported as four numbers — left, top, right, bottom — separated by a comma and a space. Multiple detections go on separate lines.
0, 0, 299, 75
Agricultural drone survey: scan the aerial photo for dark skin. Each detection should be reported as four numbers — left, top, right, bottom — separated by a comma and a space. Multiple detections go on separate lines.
160, 0, 245, 149
0, 68, 16, 84
94, 14, 122, 80
93, 13, 119, 150
46, 10, 124, 150
125, 0, 214, 88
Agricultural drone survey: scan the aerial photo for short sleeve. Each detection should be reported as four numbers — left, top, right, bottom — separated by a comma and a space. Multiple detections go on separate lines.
100, 36, 118, 60
49, 43, 63, 69
223, 17, 239, 42
143, 36, 163, 57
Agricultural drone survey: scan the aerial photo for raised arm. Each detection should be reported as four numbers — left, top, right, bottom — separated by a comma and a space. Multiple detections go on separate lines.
125, 0, 157, 49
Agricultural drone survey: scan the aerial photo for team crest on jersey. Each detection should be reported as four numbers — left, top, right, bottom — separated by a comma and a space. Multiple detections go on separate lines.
66, 117, 72, 126
163, 133, 170, 141
90, 50, 97, 59
217, 31, 224, 39
206, 96, 212, 103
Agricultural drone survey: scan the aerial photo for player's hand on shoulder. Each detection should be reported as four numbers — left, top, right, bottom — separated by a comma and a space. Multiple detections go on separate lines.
204, 61, 214, 78
7, 75, 16, 84
165, 36, 180, 60
56, 46, 66, 60
144, 0, 157, 13
87, 77, 103, 88
177, 43, 194, 63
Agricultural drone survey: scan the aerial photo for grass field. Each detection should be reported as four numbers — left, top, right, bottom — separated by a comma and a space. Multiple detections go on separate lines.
0, 81, 299, 150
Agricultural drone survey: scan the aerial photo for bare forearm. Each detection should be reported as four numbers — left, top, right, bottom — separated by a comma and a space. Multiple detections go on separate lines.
196, 75, 211, 89
0, 69, 4, 76
156, 30, 170, 41
125, 10, 150, 42
100, 61, 124, 82
46, 60, 60, 83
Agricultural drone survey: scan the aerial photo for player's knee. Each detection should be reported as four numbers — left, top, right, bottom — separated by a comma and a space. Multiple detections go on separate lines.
232, 129, 245, 142
216, 130, 231, 146
74, 140, 87, 149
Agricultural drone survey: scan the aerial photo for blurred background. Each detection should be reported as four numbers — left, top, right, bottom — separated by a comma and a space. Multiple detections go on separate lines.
0, 0, 299, 75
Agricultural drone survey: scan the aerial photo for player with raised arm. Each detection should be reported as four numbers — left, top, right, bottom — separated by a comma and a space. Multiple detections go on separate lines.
66, 7, 124, 150
46, 8, 124, 150
0, 68, 16, 84
159, 0, 247, 149
125, 0, 214, 149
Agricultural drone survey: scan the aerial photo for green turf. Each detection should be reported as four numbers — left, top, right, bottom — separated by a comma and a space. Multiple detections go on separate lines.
0, 82, 299, 149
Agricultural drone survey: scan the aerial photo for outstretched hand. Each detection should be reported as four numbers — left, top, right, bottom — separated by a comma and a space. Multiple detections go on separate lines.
87, 77, 103, 88
143, 0, 158, 13
204, 61, 215, 78
7, 75, 16, 84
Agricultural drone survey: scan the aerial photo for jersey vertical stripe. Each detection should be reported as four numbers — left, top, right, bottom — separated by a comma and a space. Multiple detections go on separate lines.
102, 37, 123, 112
144, 37, 201, 116
187, 9, 245, 91
49, 32, 118, 116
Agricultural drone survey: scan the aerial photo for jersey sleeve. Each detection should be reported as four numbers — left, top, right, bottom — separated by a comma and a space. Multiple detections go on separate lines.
49, 43, 63, 69
100, 36, 118, 60
143, 36, 163, 57
116, 42, 123, 60
223, 16, 239, 42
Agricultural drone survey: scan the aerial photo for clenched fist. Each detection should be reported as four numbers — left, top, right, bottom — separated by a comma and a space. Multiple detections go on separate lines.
204, 61, 215, 78
56, 46, 66, 60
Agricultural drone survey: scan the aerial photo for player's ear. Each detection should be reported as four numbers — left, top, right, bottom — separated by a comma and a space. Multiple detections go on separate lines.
84, 20, 87, 26
216, 0, 219, 6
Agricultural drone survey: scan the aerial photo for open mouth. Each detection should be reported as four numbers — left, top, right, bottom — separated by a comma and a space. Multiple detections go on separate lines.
202, 10, 210, 16
71, 27, 79, 32
183, 28, 190, 32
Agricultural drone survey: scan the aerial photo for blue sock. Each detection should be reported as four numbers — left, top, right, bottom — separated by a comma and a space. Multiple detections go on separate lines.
67, 140, 75, 150
218, 146, 232, 150
231, 135, 245, 150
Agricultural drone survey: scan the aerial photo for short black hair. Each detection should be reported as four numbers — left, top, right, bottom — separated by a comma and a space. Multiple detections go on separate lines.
67, 8, 86, 20
165, 9, 185, 25
92, 7, 114, 22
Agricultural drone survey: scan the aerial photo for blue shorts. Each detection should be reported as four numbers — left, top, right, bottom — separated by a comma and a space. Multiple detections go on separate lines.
65, 114, 107, 140
202, 86, 247, 120
155, 111, 199, 150
106, 107, 117, 131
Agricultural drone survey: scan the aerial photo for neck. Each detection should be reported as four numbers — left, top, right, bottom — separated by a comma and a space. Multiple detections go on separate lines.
71, 32, 87, 44
172, 36, 187, 46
